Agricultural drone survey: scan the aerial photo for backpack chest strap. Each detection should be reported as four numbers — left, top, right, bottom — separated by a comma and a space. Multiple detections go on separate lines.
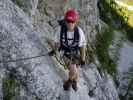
59, 22, 79, 51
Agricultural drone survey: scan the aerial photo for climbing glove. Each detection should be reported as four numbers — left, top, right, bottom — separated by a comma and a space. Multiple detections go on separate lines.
48, 50, 56, 56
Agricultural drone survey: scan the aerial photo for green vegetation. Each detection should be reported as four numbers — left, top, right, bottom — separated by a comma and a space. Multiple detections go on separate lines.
95, 26, 117, 76
98, 1, 133, 99
14, 0, 24, 7
2, 70, 39, 100
98, 0, 133, 42
2, 73, 17, 100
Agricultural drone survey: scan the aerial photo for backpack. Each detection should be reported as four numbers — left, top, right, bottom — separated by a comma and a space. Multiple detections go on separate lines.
58, 20, 80, 53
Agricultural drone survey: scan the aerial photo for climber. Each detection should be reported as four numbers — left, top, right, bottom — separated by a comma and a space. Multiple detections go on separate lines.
48, 9, 86, 91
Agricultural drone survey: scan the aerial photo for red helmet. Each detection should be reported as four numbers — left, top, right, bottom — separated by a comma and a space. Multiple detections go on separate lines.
64, 9, 79, 22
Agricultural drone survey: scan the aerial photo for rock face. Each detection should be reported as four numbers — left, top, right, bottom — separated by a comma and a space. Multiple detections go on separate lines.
0, 0, 119, 100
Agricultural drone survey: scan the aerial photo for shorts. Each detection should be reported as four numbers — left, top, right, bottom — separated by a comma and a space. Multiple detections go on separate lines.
61, 51, 81, 67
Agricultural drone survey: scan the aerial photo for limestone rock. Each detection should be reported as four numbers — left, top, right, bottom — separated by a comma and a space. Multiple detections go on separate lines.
0, 0, 119, 100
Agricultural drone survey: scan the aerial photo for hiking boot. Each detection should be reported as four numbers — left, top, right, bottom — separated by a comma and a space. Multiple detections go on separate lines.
72, 80, 78, 91
63, 79, 72, 91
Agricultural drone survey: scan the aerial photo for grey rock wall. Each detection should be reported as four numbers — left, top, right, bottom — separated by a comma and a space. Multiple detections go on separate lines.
0, 0, 119, 100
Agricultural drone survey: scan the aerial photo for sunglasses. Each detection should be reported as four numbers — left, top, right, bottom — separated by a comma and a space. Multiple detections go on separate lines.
66, 20, 75, 23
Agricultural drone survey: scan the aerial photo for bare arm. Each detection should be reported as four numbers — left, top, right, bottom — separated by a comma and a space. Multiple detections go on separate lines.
80, 46, 86, 62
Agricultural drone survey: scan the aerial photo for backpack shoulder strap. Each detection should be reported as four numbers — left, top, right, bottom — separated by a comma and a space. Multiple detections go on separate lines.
74, 26, 80, 43
58, 19, 66, 26
60, 25, 67, 42
59, 20, 68, 49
